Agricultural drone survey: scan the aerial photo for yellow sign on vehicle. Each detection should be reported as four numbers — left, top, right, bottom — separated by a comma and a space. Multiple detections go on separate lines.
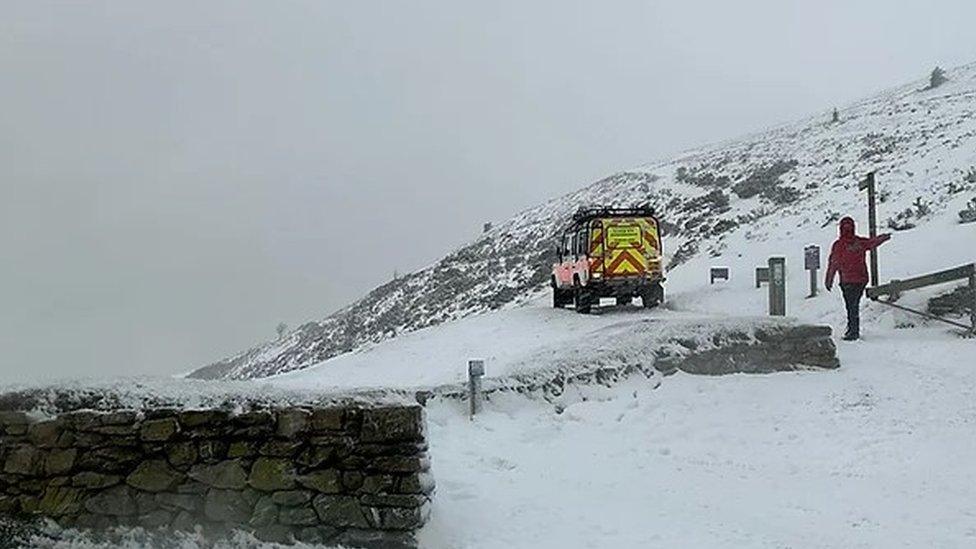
606, 225, 641, 248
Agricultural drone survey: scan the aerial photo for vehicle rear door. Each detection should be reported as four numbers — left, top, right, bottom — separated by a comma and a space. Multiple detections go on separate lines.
602, 218, 648, 278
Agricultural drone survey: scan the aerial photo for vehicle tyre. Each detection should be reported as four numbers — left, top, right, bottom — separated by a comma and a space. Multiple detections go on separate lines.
641, 282, 664, 309
553, 288, 571, 308
574, 286, 593, 314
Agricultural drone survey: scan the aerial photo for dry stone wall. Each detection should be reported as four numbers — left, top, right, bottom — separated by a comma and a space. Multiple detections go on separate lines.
0, 405, 433, 548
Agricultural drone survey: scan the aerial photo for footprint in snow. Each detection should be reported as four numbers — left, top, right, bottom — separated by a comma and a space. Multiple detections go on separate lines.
481, 456, 517, 471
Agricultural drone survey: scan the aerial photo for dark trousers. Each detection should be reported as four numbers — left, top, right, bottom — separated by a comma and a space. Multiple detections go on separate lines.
840, 283, 866, 337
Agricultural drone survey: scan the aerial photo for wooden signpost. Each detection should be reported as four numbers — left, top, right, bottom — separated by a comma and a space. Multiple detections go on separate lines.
859, 172, 880, 286
710, 267, 730, 285
755, 266, 770, 288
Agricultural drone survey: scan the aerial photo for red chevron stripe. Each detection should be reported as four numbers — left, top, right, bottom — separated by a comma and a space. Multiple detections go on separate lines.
606, 250, 643, 274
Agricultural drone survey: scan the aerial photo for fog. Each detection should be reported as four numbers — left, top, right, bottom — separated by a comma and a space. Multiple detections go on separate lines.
2, 1, 974, 382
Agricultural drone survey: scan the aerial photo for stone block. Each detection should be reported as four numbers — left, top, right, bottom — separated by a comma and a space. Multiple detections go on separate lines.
375, 503, 430, 531
360, 493, 428, 508
249, 457, 297, 491
310, 409, 344, 432
140, 418, 179, 442
77, 446, 142, 473
59, 410, 102, 431
396, 472, 435, 495
254, 524, 295, 544
361, 407, 424, 443
166, 441, 199, 469
171, 509, 198, 531
155, 492, 201, 512
335, 529, 418, 549
188, 460, 248, 490
3, 445, 43, 476
72, 472, 121, 489
84, 485, 138, 516
369, 456, 429, 474
279, 504, 319, 526
228, 440, 259, 459
98, 411, 139, 426
178, 410, 230, 429
342, 471, 365, 492
249, 495, 278, 528
232, 411, 275, 437
126, 460, 185, 492
138, 509, 173, 529
204, 488, 253, 523
355, 443, 427, 458
0, 411, 32, 428
359, 474, 396, 494
44, 448, 77, 476
36, 486, 84, 516
198, 439, 230, 462
313, 494, 370, 528
27, 420, 63, 447
298, 469, 343, 494
259, 440, 304, 457
298, 445, 337, 470
276, 408, 310, 438
272, 490, 313, 507
0, 494, 20, 513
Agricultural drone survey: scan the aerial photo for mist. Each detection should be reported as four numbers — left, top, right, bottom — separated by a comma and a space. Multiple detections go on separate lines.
2, 0, 974, 382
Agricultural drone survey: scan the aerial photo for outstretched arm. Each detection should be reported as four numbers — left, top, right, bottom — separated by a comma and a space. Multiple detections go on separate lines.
863, 233, 891, 250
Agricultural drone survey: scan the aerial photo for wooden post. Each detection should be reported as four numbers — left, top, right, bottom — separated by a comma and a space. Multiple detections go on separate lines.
468, 360, 485, 418
859, 172, 879, 286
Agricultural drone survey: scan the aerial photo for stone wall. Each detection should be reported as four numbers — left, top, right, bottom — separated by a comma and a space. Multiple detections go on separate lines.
655, 324, 840, 376
0, 405, 433, 548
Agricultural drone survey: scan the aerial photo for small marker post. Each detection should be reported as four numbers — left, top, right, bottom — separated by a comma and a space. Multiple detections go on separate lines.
804, 245, 821, 298
468, 360, 485, 419
768, 256, 786, 316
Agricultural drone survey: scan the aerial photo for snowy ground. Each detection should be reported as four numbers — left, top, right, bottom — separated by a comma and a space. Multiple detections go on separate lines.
419, 329, 976, 548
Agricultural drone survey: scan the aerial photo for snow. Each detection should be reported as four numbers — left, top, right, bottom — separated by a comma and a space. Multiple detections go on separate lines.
419, 329, 976, 549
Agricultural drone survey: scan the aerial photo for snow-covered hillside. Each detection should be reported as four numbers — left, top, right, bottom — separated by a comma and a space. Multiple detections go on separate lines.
188, 62, 976, 381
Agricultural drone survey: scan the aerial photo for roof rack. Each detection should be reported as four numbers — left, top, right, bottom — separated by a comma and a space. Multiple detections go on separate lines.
570, 204, 656, 224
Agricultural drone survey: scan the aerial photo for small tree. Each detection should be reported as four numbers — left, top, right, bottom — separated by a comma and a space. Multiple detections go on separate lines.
276, 322, 288, 339
831, 108, 840, 124
928, 66, 948, 89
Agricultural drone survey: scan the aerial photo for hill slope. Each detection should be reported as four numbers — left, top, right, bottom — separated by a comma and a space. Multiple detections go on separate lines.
188, 63, 976, 380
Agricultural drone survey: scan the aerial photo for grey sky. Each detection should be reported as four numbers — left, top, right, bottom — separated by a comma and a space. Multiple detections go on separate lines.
2, 1, 974, 383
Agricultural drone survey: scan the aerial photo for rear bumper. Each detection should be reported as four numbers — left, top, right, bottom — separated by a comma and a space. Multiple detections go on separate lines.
586, 275, 663, 297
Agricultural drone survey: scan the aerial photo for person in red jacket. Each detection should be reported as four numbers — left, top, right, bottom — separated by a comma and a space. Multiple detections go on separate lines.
825, 216, 891, 340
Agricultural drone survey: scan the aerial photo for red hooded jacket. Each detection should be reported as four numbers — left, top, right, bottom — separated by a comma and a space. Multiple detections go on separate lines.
825, 217, 890, 287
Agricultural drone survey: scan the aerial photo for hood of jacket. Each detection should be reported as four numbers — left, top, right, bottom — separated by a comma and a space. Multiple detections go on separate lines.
839, 216, 856, 238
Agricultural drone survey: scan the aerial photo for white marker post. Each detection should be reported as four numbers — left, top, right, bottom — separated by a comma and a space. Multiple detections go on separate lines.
468, 359, 485, 419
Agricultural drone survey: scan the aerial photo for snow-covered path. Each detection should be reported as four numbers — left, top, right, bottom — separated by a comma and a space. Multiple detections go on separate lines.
419, 330, 976, 549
